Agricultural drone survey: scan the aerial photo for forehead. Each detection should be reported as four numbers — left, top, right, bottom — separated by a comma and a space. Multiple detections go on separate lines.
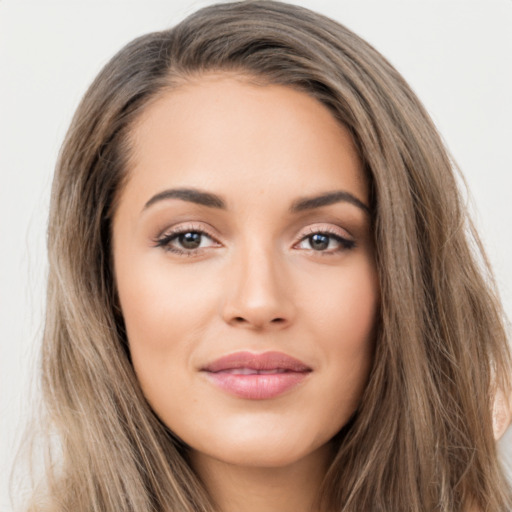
122, 75, 367, 211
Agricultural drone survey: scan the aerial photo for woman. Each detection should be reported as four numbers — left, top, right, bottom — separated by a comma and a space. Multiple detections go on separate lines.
26, 1, 511, 510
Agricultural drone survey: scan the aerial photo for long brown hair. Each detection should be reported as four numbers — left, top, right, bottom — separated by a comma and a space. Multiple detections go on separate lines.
23, 1, 511, 510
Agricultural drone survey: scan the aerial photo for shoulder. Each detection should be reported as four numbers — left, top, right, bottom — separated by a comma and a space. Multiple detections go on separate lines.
493, 389, 511, 440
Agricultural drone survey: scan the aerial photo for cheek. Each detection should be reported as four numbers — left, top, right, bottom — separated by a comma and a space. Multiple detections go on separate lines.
115, 255, 221, 405
118, 258, 217, 350
307, 259, 378, 402
308, 257, 378, 346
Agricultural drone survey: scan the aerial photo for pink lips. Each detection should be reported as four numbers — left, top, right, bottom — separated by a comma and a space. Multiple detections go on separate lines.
201, 351, 312, 400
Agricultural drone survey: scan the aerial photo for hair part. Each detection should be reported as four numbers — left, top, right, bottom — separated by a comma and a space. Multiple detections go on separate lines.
20, 1, 511, 511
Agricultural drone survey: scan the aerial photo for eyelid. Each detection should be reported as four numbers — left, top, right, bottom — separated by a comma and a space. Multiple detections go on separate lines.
293, 223, 353, 244
155, 221, 220, 242
153, 222, 223, 252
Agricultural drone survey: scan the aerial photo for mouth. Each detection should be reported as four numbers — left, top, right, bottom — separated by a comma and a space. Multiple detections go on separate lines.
201, 351, 312, 400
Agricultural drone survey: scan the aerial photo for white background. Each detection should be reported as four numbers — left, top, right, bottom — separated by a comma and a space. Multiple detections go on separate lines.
1, 0, 511, 510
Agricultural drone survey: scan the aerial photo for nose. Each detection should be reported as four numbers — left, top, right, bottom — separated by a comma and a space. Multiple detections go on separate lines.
221, 244, 295, 331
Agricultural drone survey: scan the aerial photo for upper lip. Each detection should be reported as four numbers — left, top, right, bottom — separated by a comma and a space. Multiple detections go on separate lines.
202, 351, 312, 373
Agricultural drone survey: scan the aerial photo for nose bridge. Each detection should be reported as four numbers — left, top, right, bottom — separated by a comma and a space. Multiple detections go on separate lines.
221, 234, 294, 329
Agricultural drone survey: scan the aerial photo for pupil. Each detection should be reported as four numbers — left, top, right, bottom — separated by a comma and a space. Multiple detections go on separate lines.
179, 232, 201, 249
310, 233, 329, 250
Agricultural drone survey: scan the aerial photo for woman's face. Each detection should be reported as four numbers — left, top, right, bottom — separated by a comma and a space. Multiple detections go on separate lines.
113, 75, 379, 470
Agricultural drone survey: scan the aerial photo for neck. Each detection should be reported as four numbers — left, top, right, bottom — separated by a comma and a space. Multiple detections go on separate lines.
189, 444, 332, 512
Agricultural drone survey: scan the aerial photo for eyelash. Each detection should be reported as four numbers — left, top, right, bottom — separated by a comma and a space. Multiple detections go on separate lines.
154, 224, 356, 256
154, 224, 220, 256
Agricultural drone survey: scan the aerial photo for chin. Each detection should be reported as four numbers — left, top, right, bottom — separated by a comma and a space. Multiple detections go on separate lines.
185, 419, 337, 470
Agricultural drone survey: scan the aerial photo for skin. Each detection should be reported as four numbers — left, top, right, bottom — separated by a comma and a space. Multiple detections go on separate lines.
113, 75, 379, 512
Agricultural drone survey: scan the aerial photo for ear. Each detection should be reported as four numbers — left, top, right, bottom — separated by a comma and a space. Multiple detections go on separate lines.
492, 388, 512, 440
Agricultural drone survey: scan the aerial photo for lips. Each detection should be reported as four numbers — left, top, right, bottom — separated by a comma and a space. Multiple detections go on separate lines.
201, 351, 312, 400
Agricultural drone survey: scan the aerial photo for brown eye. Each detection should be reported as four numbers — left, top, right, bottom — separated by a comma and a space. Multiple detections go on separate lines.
178, 232, 202, 249
155, 227, 220, 255
309, 233, 330, 251
296, 230, 356, 253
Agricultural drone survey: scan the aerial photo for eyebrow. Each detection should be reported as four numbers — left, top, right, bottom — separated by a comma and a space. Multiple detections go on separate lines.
143, 188, 227, 211
289, 190, 370, 215
142, 187, 370, 215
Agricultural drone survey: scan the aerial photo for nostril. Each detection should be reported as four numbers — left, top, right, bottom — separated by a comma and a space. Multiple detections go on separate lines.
271, 318, 285, 323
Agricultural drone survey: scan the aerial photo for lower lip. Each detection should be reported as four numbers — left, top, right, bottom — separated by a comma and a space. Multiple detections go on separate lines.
204, 371, 310, 400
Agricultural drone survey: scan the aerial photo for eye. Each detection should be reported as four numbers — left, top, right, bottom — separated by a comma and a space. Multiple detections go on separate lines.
295, 230, 355, 253
155, 226, 220, 255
